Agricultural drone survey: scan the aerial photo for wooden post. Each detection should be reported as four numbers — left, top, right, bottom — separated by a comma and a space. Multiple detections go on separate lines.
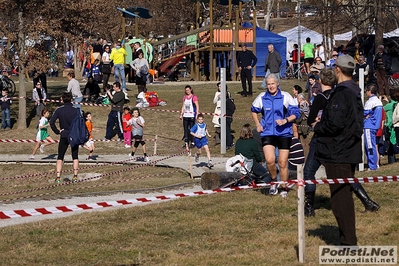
122, 12, 126, 41
252, 6, 257, 81
135, 17, 139, 38
297, 164, 305, 263
154, 135, 157, 155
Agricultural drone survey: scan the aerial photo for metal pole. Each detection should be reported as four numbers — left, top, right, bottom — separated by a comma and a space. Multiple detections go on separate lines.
359, 68, 365, 171
297, 0, 301, 80
220, 68, 227, 154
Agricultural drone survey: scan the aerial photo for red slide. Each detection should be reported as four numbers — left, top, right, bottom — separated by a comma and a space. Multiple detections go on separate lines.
159, 46, 195, 74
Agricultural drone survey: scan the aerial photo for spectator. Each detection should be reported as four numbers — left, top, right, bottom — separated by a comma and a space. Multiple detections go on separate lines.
251, 73, 300, 197
83, 76, 100, 102
260, 44, 282, 90
91, 59, 102, 84
104, 82, 125, 141
307, 75, 321, 104
236, 43, 257, 97
130, 51, 149, 94
65, 45, 74, 68
1, 88, 11, 130
225, 92, 236, 150
296, 93, 310, 158
353, 55, 369, 83
122, 106, 132, 148
101, 45, 112, 91
364, 83, 383, 170
304, 68, 379, 217
302, 37, 314, 74
315, 43, 325, 64
128, 41, 143, 83
110, 41, 128, 92
325, 50, 338, 68
179, 85, 199, 149
49, 92, 80, 183
66, 72, 83, 111
290, 44, 299, 76
373, 44, 392, 97
382, 92, 399, 163
312, 55, 363, 245
349, 41, 365, 63
32, 81, 47, 123
235, 123, 271, 181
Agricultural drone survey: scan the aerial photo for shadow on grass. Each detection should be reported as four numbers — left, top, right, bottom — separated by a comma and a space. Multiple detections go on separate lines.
307, 225, 341, 245
315, 194, 331, 211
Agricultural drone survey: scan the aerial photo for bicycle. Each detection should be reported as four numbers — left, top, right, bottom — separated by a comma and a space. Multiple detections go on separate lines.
0, 74, 16, 96
280, 61, 306, 80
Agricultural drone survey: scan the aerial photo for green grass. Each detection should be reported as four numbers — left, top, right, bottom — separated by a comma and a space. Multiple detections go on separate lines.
0, 77, 398, 265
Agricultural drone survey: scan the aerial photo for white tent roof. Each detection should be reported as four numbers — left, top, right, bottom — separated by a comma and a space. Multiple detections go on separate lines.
384, 28, 399, 38
334, 31, 352, 41
278, 26, 330, 59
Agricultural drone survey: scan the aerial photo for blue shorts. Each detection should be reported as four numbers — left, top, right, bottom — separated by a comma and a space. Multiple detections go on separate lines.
194, 137, 208, 149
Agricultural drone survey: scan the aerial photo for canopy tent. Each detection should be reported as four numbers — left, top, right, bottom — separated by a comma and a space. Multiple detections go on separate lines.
384, 28, 399, 38
242, 22, 287, 77
334, 31, 353, 41
278, 26, 330, 59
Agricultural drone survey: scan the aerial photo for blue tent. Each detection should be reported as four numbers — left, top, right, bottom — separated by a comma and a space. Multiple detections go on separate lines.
242, 22, 287, 77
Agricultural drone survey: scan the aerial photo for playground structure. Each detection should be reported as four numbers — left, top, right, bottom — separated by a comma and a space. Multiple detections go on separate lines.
120, 0, 260, 82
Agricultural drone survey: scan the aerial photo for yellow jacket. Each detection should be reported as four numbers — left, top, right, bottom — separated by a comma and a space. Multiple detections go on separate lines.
110, 47, 127, 65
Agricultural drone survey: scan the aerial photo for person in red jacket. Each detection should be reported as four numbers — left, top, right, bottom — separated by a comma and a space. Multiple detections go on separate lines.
122, 106, 132, 148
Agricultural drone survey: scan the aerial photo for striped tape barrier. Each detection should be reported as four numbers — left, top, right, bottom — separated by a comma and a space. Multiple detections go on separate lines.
0, 138, 157, 143
0, 175, 397, 219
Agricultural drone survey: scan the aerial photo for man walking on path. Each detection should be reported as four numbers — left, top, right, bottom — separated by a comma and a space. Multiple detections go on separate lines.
259, 44, 282, 89
236, 43, 257, 97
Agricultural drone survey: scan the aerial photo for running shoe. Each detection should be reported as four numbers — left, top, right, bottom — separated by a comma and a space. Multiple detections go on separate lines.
207, 160, 214, 168
29, 154, 35, 160
144, 156, 151, 162
87, 156, 94, 160
55, 177, 61, 184
39, 144, 45, 153
280, 190, 288, 198
269, 183, 279, 196
124, 144, 131, 148
72, 175, 78, 183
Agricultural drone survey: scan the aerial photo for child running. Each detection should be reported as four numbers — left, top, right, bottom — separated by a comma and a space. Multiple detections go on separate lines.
83, 111, 96, 160
30, 108, 55, 159
128, 107, 150, 162
122, 106, 132, 148
190, 114, 213, 168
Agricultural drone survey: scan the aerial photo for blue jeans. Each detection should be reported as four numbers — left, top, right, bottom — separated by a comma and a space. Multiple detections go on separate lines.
73, 96, 83, 111
252, 162, 271, 182
2, 108, 10, 129
114, 64, 126, 91
304, 137, 321, 193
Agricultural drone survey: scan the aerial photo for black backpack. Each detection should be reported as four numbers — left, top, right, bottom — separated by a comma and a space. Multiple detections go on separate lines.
68, 109, 89, 147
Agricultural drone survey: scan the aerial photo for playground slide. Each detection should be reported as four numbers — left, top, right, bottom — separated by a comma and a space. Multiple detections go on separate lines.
159, 46, 196, 74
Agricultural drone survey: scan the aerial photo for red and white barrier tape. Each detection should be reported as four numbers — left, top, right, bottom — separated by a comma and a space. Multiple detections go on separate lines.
1, 175, 397, 219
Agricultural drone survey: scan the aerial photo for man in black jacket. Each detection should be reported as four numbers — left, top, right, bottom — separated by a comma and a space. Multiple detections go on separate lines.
50, 92, 80, 183
104, 82, 125, 141
312, 55, 363, 246
236, 43, 257, 97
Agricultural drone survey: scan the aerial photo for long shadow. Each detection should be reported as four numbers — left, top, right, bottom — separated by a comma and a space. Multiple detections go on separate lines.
315, 194, 331, 211
307, 224, 341, 245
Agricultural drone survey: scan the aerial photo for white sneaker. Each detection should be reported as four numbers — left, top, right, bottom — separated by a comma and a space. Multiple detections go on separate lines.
128, 153, 136, 161
29, 155, 35, 160
39, 144, 45, 153
125, 144, 131, 148
280, 190, 288, 198
145, 156, 151, 162
207, 160, 214, 168
269, 183, 278, 196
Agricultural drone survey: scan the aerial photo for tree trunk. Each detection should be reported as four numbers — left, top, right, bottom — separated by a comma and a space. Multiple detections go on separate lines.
17, 8, 27, 129
264, 0, 274, 31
